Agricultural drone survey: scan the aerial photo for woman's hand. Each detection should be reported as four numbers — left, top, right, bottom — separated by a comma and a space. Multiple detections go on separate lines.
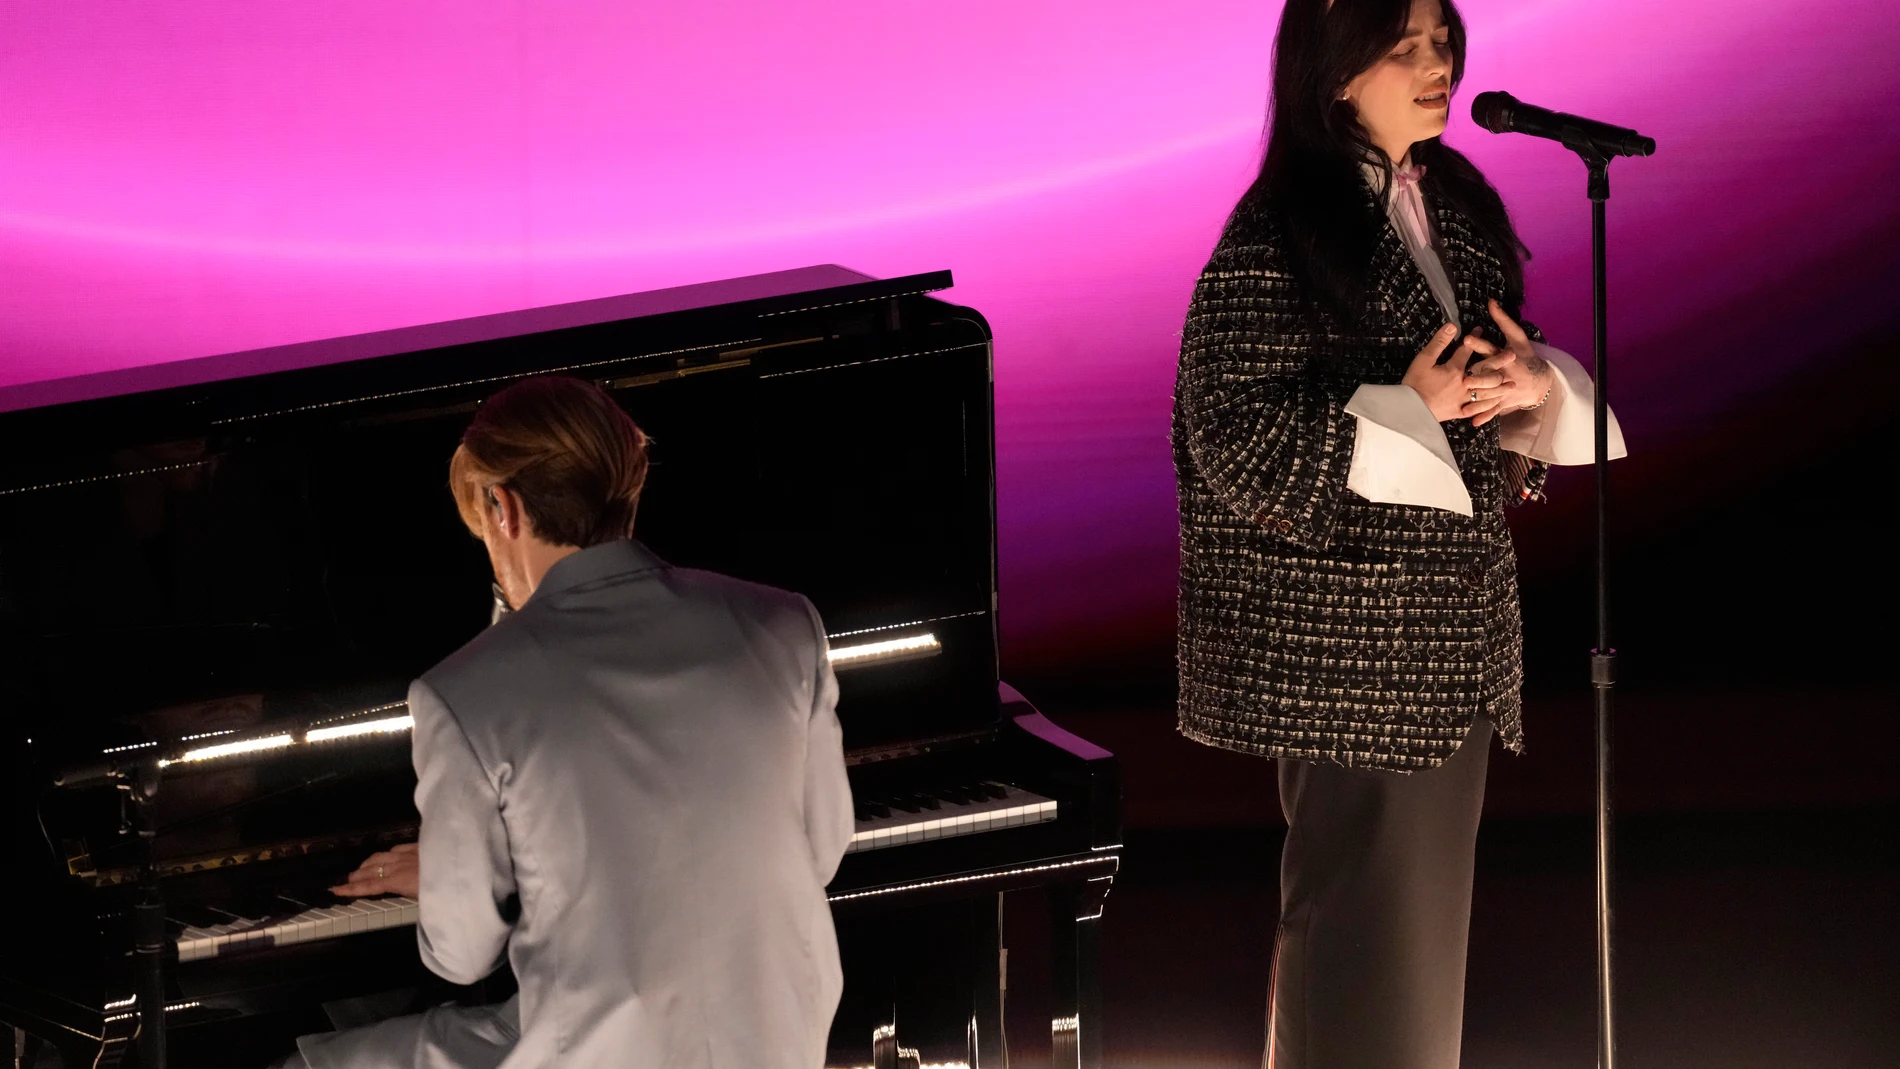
331, 841, 420, 899
1464, 300, 1556, 426
1402, 323, 1514, 423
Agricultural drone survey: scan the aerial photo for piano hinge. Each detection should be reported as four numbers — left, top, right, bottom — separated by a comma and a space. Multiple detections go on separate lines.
604, 355, 751, 391
715, 336, 825, 361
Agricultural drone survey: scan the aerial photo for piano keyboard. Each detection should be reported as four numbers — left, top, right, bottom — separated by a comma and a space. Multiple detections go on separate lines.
846, 782, 1056, 854
172, 782, 1055, 962
175, 896, 418, 963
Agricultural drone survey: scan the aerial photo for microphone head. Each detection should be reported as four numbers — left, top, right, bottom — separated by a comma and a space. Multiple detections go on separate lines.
1470, 90, 1516, 134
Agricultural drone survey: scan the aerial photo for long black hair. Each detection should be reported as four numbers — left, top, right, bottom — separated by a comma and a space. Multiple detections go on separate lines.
1239, 0, 1528, 319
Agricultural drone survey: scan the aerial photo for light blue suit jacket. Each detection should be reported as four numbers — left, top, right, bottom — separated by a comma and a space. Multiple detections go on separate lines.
299, 540, 852, 1069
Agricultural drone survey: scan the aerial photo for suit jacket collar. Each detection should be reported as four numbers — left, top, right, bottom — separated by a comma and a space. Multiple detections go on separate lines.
527, 538, 666, 607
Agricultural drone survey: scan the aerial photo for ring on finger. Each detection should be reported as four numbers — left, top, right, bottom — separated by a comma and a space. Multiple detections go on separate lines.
377, 864, 386, 879
1469, 389, 1478, 403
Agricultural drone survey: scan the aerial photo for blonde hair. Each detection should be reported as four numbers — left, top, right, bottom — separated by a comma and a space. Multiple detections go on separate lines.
449, 376, 650, 547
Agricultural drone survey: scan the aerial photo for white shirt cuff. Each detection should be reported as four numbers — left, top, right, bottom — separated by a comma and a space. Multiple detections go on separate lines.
1344, 383, 1473, 516
1497, 342, 1630, 465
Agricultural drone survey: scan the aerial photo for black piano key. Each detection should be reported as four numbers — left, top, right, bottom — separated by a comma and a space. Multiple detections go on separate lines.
935, 784, 978, 805
169, 904, 231, 929
277, 879, 350, 911
226, 888, 295, 923
980, 782, 1010, 800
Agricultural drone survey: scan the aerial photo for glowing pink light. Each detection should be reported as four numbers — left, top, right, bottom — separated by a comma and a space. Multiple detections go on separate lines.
3, 0, 1895, 660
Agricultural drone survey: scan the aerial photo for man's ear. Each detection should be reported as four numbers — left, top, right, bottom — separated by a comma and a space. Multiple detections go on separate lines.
486, 484, 522, 539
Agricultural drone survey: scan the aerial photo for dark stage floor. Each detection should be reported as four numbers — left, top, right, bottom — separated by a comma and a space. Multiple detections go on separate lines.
126, 807, 1900, 1069
979, 691, 1900, 1069
987, 809, 1900, 1069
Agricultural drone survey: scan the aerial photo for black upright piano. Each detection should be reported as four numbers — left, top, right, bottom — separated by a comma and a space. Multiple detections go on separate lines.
0, 267, 1120, 1069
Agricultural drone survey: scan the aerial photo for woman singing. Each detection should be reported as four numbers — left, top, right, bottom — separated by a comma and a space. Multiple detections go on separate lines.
1171, 0, 1623, 1065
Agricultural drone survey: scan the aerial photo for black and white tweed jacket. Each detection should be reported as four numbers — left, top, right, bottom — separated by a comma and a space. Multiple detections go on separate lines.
1172, 186, 1549, 771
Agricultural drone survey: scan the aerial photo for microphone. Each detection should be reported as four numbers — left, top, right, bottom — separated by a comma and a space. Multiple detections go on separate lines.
1470, 91, 1655, 158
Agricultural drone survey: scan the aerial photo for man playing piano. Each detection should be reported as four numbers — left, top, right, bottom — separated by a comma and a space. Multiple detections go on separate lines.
277, 375, 854, 1069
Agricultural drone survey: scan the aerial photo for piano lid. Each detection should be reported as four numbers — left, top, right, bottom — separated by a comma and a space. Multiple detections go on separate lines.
0, 265, 952, 416
0, 267, 996, 761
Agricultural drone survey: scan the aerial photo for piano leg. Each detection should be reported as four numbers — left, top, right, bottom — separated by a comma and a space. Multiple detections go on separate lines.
1047, 876, 1111, 1069
967, 895, 1004, 1069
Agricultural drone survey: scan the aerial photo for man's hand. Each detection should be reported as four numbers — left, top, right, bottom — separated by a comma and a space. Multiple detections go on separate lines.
331, 841, 420, 899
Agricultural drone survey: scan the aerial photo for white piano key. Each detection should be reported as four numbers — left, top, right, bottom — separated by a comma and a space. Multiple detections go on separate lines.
178, 931, 209, 958
323, 904, 353, 934
311, 907, 349, 940
209, 924, 239, 951
840, 785, 1058, 856
174, 894, 430, 963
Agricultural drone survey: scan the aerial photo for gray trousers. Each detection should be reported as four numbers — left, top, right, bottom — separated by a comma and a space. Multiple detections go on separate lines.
270, 996, 518, 1069
1267, 715, 1492, 1069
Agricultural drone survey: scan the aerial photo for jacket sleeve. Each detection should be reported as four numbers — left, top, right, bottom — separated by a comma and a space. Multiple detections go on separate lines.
410, 678, 516, 985
1174, 242, 1362, 549
798, 597, 853, 887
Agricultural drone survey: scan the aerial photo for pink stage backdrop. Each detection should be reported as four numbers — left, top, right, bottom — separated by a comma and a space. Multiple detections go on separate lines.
4, 0, 1897, 676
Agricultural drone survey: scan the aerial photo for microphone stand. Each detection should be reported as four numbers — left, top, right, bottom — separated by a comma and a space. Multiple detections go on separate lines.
1572, 140, 1618, 1069
1474, 90, 1652, 1069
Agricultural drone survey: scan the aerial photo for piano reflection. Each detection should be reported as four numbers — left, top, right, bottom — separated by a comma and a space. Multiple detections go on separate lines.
0, 267, 1121, 1069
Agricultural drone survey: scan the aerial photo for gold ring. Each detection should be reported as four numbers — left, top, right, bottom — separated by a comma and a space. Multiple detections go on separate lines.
377, 864, 386, 879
